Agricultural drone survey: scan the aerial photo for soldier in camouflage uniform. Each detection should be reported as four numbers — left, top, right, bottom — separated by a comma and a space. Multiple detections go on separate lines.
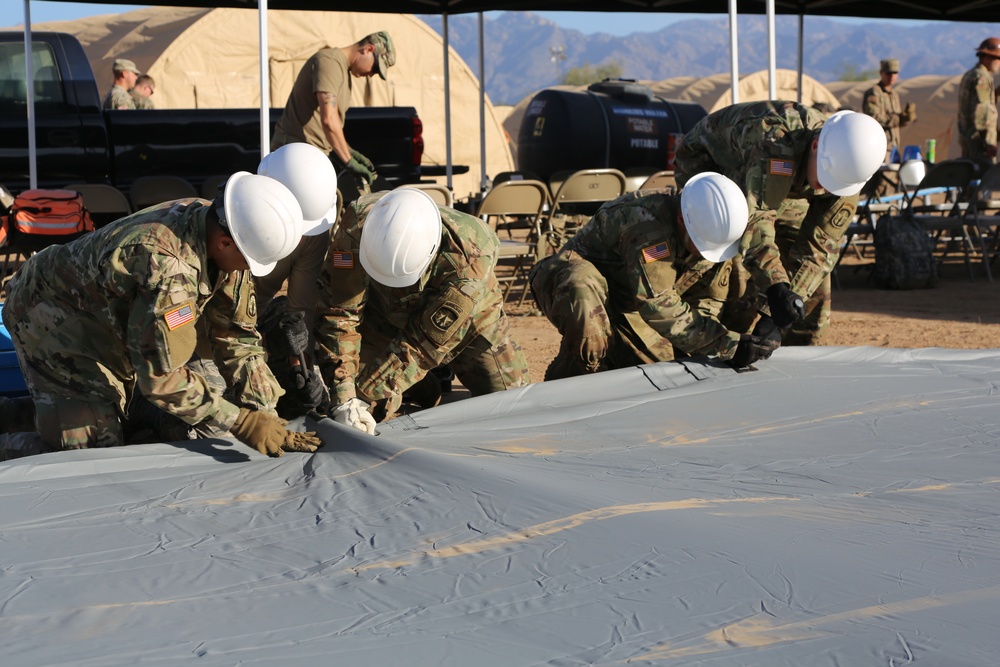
103, 58, 139, 110
529, 174, 778, 380
129, 74, 156, 110
1, 174, 322, 459
863, 59, 916, 161
958, 38, 1000, 169
314, 188, 530, 430
674, 101, 885, 341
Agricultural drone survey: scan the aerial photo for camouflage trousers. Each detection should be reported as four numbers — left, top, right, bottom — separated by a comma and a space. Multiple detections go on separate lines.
2, 292, 130, 450
530, 254, 675, 381
959, 137, 997, 174
356, 310, 530, 414
1, 292, 238, 451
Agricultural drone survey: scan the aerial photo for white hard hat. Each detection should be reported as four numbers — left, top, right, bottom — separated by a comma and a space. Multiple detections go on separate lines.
359, 188, 443, 288
257, 143, 338, 237
679, 172, 749, 263
899, 159, 927, 189
221, 172, 303, 277
816, 110, 887, 197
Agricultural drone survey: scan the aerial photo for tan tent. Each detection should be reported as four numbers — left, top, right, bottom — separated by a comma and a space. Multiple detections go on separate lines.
503, 70, 841, 163
829, 75, 963, 162
25, 7, 514, 200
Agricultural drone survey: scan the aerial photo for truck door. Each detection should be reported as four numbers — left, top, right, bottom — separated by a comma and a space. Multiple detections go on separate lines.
0, 37, 107, 191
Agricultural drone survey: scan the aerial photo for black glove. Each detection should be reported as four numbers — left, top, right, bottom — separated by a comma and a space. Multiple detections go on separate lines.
280, 310, 310, 358
296, 367, 326, 411
729, 334, 761, 369
751, 317, 783, 361
766, 283, 805, 329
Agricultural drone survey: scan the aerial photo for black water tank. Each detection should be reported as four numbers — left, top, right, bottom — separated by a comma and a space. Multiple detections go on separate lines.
516, 80, 708, 183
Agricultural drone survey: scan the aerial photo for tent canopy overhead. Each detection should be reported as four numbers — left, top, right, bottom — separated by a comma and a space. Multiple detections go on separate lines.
34, 0, 1000, 23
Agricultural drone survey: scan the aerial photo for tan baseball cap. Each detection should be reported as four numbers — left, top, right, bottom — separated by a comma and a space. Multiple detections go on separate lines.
367, 31, 395, 80
113, 58, 141, 75
880, 59, 899, 74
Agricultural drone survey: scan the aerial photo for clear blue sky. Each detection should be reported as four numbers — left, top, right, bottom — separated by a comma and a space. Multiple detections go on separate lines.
14, 3, 928, 35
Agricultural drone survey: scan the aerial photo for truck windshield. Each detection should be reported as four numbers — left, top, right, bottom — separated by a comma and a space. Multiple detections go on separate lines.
0, 42, 65, 112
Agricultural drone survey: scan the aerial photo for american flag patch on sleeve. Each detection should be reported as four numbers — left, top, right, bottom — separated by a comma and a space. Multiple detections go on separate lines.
164, 304, 194, 330
641, 242, 671, 263
769, 159, 794, 176
332, 251, 354, 268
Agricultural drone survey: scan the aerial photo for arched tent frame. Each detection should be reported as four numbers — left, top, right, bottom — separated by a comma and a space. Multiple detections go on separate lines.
17, 0, 1000, 190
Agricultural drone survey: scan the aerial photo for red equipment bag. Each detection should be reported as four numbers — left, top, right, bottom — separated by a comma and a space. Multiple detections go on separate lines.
9, 189, 95, 238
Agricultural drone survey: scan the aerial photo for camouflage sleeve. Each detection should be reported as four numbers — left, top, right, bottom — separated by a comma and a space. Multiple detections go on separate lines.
787, 194, 858, 299
202, 270, 283, 413
632, 251, 741, 359
354, 276, 496, 404
863, 87, 897, 130
314, 232, 367, 406
975, 73, 999, 145
738, 152, 794, 291
121, 247, 241, 431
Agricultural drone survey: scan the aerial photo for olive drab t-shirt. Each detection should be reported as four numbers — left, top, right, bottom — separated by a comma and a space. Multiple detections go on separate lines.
272, 48, 352, 153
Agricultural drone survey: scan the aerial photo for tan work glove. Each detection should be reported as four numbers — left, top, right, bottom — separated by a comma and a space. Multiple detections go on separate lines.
901, 102, 917, 124
229, 408, 322, 457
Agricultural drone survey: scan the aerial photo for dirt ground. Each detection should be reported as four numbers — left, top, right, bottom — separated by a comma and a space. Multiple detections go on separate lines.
499, 256, 1000, 385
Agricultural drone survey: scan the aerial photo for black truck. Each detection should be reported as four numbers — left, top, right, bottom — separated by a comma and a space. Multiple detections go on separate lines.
0, 31, 425, 195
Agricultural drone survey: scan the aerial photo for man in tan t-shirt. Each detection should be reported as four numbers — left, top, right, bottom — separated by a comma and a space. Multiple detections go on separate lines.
272, 31, 395, 191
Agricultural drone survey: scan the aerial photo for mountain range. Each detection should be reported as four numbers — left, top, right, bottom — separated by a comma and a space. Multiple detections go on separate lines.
418, 12, 1000, 105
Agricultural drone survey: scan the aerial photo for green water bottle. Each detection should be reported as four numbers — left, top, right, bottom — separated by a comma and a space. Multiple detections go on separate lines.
925, 139, 936, 164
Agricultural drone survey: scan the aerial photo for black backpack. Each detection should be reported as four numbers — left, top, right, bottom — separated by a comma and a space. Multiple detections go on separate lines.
872, 212, 939, 289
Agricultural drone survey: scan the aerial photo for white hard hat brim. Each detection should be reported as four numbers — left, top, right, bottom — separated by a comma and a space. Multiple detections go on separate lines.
301, 202, 338, 237
816, 159, 866, 197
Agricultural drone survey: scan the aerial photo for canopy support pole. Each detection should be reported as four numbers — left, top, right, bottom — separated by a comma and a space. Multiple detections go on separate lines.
443, 13, 453, 191
767, 0, 777, 99
23, 0, 36, 189
797, 14, 804, 103
478, 12, 488, 193
729, 0, 739, 103
258, 0, 270, 160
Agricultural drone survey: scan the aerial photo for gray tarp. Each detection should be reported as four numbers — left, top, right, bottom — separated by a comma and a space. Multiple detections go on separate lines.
2, 346, 999, 665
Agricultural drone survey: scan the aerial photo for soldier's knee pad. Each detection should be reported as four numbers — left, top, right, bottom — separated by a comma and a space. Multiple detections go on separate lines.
36, 398, 123, 450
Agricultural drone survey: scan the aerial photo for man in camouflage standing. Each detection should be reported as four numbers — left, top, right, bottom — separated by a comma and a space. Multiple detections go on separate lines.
314, 188, 530, 433
863, 58, 916, 161
1, 173, 321, 459
958, 37, 1000, 170
674, 102, 885, 344
102, 58, 139, 110
529, 173, 778, 380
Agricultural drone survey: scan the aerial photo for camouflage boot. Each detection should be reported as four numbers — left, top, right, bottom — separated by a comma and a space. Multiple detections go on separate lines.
1, 395, 37, 433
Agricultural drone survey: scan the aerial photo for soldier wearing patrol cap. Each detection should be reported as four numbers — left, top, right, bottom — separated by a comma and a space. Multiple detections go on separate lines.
103, 58, 140, 110
674, 101, 886, 346
313, 188, 530, 434
863, 58, 916, 160
958, 37, 1000, 168
1, 173, 322, 460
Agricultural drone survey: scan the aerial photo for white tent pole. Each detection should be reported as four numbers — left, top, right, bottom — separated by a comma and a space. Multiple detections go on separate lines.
258, 0, 270, 160
767, 0, 776, 99
478, 12, 487, 193
23, 0, 37, 189
797, 14, 804, 103
729, 0, 739, 104
443, 13, 453, 191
